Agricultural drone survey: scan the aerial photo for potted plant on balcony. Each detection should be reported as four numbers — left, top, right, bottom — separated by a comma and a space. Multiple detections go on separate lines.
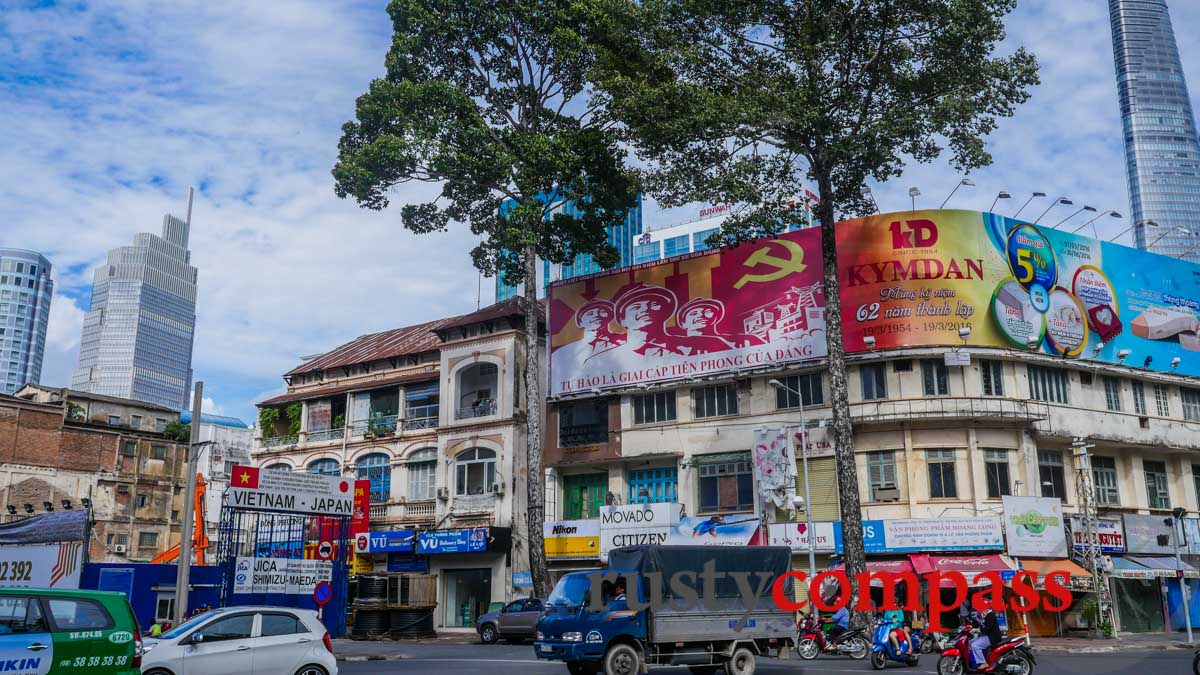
368, 411, 394, 439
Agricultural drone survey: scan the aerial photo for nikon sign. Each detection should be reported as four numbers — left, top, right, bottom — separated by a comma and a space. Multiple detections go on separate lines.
1002, 496, 1068, 557
599, 503, 679, 561
544, 519, 600, 559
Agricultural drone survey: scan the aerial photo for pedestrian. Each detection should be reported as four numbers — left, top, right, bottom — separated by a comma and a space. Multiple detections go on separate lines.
149, 622, 162, 638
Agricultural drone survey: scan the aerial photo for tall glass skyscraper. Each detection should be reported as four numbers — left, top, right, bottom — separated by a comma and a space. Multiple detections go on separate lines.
495, 194, 643, 301
0, 249, 53, 394
72, 195, 198, 410
1110, 0, 1200, 260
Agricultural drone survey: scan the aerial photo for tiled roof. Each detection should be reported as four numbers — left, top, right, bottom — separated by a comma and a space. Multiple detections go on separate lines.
435, 296, 544, 333
284, 317, 459, 377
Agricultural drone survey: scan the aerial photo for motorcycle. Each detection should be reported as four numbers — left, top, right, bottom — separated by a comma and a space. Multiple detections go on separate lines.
936, 622, 1035, 675
869, 616, 920, 670
795, 614, 869, 660
911, 627, 949, 654
1192, 648, 1198, 675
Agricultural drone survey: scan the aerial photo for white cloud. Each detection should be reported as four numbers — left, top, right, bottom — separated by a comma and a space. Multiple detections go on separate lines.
201, 397, 224, 416
45, 293, 85, 352
3, 0, 1199, 423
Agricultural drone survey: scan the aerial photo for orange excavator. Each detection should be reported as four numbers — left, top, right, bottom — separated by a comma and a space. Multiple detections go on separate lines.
151, 473, 209, 565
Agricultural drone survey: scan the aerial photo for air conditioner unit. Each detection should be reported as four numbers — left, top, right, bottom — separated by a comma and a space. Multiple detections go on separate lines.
436, 487, 449, 501
874, 486, 901, 503
114, 544, 127, 554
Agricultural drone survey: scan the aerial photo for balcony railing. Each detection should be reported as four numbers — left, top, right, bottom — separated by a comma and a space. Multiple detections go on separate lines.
403, 405, 439, 431
456, 399, 498, 420
850, 396, 1050, 424
560, 423, 609, 448
261, 434, 298, 448
350, 415, 399, 437
306, 428, 345, 443
401, 500, 436, 519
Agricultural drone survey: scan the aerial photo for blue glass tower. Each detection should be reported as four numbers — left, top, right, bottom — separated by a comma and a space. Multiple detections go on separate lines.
495, 194, 643, 300
1110, 0, 1200, 260
0, 249, 53, 394
72, 196, 198, 410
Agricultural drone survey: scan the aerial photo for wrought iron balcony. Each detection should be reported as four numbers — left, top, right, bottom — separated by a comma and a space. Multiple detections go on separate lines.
456, 399, 497, 420
306, 428, 345, 443
403, 404, 439, 431
261, 434, 298, 448
559, 423, 609, 448
350, 415, 399, 437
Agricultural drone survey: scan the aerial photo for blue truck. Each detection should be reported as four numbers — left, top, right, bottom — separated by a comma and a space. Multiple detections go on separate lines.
533, 545, 796, 675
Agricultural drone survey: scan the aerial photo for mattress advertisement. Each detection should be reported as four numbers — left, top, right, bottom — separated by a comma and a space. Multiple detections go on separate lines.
548, 209, 1200, 393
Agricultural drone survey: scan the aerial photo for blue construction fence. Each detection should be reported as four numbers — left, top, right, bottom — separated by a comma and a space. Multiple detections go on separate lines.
80, 562, 223, 632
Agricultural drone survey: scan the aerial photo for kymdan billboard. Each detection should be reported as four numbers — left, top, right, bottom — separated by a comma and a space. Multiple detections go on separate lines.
548, 209, 1200, 394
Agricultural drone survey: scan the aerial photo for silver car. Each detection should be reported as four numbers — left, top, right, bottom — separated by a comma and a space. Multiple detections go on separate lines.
476, 598, 544, 644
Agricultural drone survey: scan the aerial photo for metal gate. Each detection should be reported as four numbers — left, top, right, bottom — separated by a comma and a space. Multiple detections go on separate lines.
216, 507, 351, 637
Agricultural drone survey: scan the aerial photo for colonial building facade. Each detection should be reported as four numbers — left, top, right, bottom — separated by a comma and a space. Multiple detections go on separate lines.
252, 298, 540, 630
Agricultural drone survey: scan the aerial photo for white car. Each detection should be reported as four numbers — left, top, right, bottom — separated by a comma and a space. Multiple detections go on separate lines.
140, 605, 338, 675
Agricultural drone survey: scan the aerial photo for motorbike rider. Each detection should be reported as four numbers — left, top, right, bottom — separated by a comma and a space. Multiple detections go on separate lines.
969, 608, 1002, 672
827, 605, 850, 643
884, 608, 908, 654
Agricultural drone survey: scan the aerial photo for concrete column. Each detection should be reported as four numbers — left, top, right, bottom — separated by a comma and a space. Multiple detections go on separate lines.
904, 427, 917, 515
1130, 455, 1150, 511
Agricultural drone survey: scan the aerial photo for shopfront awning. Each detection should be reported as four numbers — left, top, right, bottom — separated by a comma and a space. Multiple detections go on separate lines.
1126, 555, 1200, 579
910, 554, 1015, 587
1108, 556, 1158, 579
832, 558, 916, 586
1018, 558, 1095, 591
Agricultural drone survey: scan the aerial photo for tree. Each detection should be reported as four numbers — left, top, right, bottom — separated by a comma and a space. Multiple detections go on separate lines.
164, 421, 191, 443
591, 0, 1037, 623
333, 0, 638, 598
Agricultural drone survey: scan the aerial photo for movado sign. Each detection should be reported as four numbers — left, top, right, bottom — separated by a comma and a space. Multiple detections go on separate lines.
599, 503, 679, 560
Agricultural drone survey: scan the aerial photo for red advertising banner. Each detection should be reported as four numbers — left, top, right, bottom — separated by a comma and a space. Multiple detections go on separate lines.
548, 228, 826, 396
352, 479, 370, 539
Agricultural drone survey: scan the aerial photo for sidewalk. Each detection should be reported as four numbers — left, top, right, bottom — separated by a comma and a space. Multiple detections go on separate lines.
332, 631, 479, 662
1032, 632, 1196, 654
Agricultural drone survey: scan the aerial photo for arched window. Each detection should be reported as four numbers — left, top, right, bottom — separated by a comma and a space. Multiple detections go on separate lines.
265, 463, 292, 472
455, 363, 499, 419
356, 453, 392, 503
454, 447, 496, 496
407, 448, 437, 501
308, 458, 340, 476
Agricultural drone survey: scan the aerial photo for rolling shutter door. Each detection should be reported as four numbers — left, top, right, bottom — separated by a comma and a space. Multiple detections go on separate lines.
804, 457, 840, 521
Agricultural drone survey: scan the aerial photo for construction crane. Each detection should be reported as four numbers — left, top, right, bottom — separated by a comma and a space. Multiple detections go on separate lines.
151, 473, 209, 566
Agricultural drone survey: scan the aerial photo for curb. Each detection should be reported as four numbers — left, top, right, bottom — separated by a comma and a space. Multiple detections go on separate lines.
1035, 643, 1194, 654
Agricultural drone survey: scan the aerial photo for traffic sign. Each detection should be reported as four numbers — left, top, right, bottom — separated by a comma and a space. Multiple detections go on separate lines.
316, 540, 333, 560
313, 581, 332, 607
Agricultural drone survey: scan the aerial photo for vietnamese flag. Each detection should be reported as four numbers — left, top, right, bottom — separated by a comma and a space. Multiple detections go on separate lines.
234, 465, 260, 489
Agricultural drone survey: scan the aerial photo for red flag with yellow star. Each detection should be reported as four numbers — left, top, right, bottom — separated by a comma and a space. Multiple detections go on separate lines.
233, 465, 259, 489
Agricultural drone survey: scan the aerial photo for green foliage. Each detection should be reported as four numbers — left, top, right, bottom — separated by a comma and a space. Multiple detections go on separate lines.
333, 414, 345, 430
65, 401, 85, 422
284, 404, 303, 436
333, 0, 640, 287
590, 0, 1040, 234
163, 421, 191, 442
258, 407, 281, 435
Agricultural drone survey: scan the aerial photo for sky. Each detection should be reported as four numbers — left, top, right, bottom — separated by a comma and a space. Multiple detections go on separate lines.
3, 0, 1199, 425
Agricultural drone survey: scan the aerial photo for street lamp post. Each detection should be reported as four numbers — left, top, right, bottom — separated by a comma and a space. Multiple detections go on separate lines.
770, 379, 816, 577
1169, 508, 1194, 643
1033, 197, 1073, 225
1013, 191, 1046, 219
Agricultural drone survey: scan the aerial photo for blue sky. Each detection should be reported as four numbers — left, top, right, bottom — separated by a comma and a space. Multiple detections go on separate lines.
3, 0, 1199, 425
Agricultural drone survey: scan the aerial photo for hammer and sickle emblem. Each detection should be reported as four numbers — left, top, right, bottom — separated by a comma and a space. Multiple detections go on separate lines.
733, 239, 807, 289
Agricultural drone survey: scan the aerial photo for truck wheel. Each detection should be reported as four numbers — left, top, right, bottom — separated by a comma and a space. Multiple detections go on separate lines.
603, 643, 641, 675
724, 647, 755, 675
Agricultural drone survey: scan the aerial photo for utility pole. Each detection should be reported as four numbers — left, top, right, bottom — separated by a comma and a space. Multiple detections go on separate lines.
1071, 438, 1116, 639
175, 381, 203, 625
1170, 508, 1193, 643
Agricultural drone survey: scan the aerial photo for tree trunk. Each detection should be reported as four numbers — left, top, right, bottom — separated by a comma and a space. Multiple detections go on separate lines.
522, 244, 553, 599
815, 172, 868, 627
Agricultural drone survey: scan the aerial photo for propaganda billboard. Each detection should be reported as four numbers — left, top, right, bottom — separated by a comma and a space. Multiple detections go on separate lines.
548, 228, 825, 396
548, 209, 1200, 393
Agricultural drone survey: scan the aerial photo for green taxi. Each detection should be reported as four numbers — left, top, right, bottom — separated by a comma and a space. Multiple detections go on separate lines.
0, 587, 140, 675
